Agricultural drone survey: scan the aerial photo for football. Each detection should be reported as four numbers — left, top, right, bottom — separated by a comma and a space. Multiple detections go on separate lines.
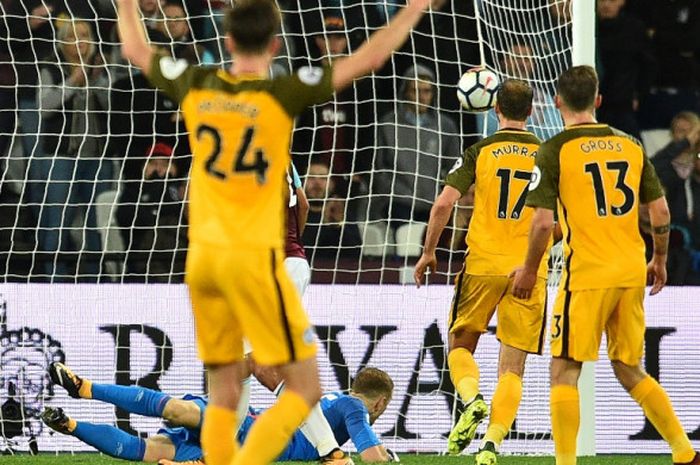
456, 68, 500, 112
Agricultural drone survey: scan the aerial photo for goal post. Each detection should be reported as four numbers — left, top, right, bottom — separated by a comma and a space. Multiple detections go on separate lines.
571, 0, 597, 457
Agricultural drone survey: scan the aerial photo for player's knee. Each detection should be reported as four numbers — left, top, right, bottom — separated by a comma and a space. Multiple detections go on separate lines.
611, 360, 646, 391
550, 357, 581, 386
448, 330, 479, 353
498, 364, 525, 379
163, 399, 200, 427
498, 346, 528, 378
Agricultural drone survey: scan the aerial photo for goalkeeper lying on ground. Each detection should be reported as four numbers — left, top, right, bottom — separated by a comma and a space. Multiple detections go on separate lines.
42, 363, 397, 464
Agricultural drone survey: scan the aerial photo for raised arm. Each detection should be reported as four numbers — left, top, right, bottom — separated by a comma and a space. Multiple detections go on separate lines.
116, 0, 155, 74
332, 0, 430, 91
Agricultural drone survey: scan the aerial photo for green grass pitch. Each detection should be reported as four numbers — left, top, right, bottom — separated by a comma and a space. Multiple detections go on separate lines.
0, 455, 670, 465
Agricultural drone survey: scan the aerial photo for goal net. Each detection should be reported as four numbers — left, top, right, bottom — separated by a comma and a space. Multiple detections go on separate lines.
3, 0, 667, 458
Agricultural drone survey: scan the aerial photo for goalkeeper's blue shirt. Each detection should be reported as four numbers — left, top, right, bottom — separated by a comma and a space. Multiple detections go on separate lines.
237, 391, 382, 461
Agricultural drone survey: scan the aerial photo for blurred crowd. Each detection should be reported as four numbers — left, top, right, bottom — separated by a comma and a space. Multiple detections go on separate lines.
0, 0, 699, 284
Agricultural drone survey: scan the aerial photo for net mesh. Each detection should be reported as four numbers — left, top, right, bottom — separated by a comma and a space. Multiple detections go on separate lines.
0, 0, 572, 286
0, 0, 579, 455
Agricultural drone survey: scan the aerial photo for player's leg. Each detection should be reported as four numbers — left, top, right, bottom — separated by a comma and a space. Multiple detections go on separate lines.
202, 361, 246, 465
284, 255, 345, 462
447, 327, 488, 455
446, 273, 504, 455
608, 288, 697, 465
550, 356, 583, 465
232, 358, 320, 465
231, 249, 320, 465
236, 357, 252, 430
162, 398, 205, 429
186, 243, 246, 465
476, 277, 546, 464
49, 362, 175, 420
41, 407, 155, 461
475, 344, 527, 464
549, 288, 617, 465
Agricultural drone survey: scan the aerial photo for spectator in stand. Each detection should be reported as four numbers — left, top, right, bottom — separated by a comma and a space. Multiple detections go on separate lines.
682, 155, 700, 284
156, 2, 215, 64
648, 111, 700, 284
396, 0, 477, 116
108, 26, 190, 181
2, 0, 56, 174
140, 0, 165, 30
292, 11, 374, 218
596, 0, 655, 139
632, 0, 700, 128
34, 19, 113, 281
108, 0, 166, 81
0, 1, 15, 166
477, 43, 562, 140
370, 64, 460, 228
198, 0, 229, 63
652, 111, 700, 229
116, 142, 188, 283
543, 0, 572, 68
302, 162, 362, 261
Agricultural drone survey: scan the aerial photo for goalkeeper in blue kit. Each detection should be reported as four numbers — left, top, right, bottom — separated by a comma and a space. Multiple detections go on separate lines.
42, 363, 398, 463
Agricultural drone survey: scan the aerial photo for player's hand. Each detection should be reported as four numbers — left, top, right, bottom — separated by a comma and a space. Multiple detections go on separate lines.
29, 4, 52, 30
510, 266, 536, 299
647, 257, 667, 296
414, 252, 437, 288
69, 66, 87, 87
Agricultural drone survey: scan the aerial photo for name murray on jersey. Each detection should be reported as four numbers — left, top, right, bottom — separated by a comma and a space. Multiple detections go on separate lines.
490, 143, 537, 159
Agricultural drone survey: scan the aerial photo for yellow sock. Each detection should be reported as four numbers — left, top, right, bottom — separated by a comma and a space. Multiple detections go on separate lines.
202, 404, 238, 465
232, 390, 311, 465
79, 379, 93, 399
448, 348, 480, 403
630, 376, 695, 464
484, 372, 522, 446
551, 384, 579, 465
66, 418, 77, 433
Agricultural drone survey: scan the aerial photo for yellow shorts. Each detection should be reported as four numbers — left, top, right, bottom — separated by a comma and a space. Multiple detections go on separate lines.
185, 243, 316, 366
448, 272, 548, 354
551, 287, 645, 365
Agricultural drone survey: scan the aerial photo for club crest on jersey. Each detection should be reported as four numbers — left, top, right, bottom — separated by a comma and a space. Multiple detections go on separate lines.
297, 67, 324, 86
529, 165, 542, 191
448, 157, 463, 175
159, 57, 188, 80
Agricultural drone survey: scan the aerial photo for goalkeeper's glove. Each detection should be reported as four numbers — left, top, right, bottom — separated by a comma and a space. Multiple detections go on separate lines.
386, 448, 400, 462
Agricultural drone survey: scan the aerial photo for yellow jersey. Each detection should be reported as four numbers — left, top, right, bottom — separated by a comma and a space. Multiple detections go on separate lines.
526, 123, 664, 290
147, 55, 334, 249
445, 129, 548, 278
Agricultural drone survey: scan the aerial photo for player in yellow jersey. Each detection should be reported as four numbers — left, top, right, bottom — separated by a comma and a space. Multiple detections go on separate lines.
414, 80, 548, 465
512, 66, 699, 465
115, 1, 430, 465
